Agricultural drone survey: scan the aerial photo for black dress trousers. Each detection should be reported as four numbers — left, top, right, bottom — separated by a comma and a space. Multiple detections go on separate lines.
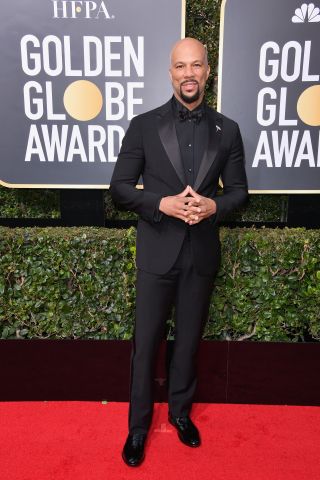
128, 231, 216, 434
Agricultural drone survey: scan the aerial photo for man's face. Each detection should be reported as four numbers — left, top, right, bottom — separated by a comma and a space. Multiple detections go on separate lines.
169, 40, 210, 107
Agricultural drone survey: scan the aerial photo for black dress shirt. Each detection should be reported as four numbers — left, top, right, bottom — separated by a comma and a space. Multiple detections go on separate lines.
153, 96, 209, 222
172, 96, 208, 187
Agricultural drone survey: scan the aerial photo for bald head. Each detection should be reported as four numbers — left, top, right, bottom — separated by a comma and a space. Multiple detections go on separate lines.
170, 37, 208, 68
169, 37, 210, 109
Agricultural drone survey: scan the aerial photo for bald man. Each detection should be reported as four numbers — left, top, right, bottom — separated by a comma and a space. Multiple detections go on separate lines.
110, 38, 248, 466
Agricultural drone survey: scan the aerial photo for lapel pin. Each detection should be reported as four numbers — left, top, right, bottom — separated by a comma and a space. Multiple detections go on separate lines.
216, 125, 221, 132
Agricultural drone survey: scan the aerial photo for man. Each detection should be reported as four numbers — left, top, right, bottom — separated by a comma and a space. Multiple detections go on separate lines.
110, 37, 248, 467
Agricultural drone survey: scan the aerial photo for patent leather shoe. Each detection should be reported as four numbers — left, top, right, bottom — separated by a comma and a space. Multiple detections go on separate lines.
168, 414, 201, 447
122, 433, 147, 466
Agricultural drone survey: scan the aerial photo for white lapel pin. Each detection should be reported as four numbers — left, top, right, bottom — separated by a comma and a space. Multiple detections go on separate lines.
216, 125, 221, 132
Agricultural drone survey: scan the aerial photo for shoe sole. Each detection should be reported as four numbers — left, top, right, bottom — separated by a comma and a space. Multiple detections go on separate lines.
168, 418, 201, 448
122, 450, 145, 467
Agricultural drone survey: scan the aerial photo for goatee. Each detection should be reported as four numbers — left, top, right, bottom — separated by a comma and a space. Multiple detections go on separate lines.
180, 83, 200, 104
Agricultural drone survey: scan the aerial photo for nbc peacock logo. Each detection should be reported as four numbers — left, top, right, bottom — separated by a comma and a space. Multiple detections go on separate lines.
292, 3, 320, 22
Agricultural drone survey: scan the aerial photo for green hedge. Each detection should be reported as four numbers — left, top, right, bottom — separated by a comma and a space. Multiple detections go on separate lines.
0, 188, 60, 219
186, 0, 221, 107
1, 227, 319, 341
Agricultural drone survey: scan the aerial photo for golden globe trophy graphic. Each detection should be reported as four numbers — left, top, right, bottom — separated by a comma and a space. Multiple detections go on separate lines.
297, 85, 320, 126
63, 81, 103, 122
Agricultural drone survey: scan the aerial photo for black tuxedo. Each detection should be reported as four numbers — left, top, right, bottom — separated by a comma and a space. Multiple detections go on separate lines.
110, 99, 247, 275
110, 98, 248, 434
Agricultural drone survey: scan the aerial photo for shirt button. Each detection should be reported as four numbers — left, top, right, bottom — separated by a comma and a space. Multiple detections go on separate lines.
188, 144, 192, 147
188, 168, 192, 172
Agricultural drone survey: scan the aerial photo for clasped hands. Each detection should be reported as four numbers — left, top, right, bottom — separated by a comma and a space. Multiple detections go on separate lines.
159, 185, 217, 225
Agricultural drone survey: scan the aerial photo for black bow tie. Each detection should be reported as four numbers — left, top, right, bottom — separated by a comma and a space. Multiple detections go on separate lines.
178, 108, 203, 124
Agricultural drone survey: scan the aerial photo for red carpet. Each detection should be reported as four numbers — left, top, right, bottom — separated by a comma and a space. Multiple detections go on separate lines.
0, 402, 319, 480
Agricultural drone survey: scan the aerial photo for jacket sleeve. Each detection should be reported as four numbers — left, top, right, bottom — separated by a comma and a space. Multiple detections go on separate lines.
109, 116, 162, 223
210, 123, 248, 224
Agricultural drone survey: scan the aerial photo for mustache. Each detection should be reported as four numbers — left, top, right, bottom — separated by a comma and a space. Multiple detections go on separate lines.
180, 80, 199, 86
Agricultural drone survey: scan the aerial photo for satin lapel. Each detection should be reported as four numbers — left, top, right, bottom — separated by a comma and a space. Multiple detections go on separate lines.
157, 107, 186, 187
193, 109, 223, 192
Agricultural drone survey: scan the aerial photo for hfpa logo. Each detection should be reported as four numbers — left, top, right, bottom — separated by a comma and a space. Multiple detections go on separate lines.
51, 0, 114, 20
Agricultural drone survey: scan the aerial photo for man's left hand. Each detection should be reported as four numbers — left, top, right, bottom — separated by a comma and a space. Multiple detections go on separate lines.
184, 186, 217, 225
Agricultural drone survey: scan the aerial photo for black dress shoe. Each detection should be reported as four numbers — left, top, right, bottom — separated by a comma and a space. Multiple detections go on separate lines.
168, 414, 201, 447
122, 433, 147, 467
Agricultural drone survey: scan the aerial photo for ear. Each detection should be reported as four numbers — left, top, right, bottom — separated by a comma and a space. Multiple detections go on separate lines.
206, 65, 210, 80
169, 68, 173, 82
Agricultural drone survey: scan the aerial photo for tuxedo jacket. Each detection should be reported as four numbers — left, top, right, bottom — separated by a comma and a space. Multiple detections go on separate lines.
110, 99, 248, 276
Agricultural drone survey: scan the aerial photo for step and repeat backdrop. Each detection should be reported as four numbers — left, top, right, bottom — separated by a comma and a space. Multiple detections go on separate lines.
0, 0, 185, 187
1, 0, 319, 192
219, 0, 320, 192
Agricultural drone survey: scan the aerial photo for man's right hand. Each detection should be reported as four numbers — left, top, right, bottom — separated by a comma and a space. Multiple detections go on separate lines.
159, 186, 192, 222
